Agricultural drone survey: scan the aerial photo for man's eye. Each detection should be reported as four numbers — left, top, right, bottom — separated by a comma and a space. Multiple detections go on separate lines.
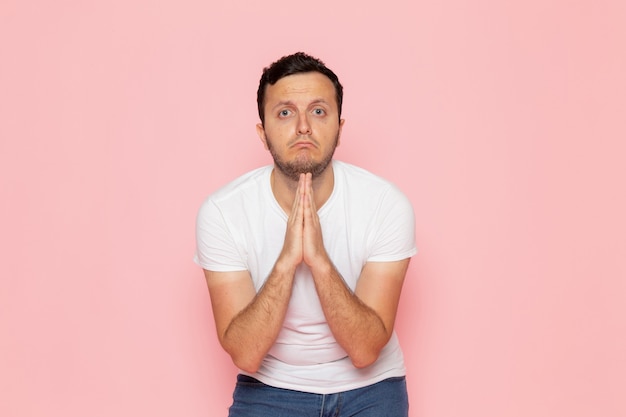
279, 109, 291, 117
313, 108, 325, 115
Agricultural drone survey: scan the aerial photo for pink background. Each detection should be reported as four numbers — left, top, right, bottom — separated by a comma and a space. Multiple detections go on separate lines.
1, 1, 625, 416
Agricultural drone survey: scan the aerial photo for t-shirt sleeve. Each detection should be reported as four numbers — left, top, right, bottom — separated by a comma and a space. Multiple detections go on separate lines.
367, 185, 417, 262
194, 198, 247, 271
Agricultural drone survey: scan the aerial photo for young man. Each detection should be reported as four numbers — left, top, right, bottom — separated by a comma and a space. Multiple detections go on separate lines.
195, 52, 416, 416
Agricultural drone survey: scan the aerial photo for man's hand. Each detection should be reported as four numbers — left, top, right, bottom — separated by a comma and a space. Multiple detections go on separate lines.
276, 173, 306, 270
277, 172, 330, 270
302, 173, 331, 267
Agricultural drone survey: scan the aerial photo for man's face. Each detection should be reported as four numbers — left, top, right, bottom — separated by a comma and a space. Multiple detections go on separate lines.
256, 72, 344, 181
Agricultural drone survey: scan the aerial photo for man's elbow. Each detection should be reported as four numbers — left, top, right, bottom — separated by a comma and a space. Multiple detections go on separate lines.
219, 334, 264, 373
234, 359, 261, 374
349, 331, 392, 369
350, 349, 381, 369
229, 350, 263, 374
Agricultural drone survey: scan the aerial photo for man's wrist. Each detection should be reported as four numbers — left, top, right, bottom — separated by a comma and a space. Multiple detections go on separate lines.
308, 255, 335, 277
273, 256, 298, 277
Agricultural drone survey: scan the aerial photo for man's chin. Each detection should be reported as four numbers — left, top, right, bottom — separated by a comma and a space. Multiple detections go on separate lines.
275, 160, 328, 181
270, 146, 336, 181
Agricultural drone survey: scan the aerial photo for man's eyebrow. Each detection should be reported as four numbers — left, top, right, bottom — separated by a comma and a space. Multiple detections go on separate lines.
271, 99, 330, 110
272, 100, 295, 110
309, 99, 330, 106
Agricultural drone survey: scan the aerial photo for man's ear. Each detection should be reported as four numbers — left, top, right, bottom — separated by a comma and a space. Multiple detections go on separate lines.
337, 118, 345, 146
256, 123, 268, 150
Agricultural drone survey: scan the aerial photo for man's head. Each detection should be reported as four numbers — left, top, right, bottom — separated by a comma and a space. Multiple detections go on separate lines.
255, 53, 345, 182
257, 52, 343, 126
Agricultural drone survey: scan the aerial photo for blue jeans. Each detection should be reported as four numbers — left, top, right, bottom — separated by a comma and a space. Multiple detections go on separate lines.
228, 374, 409, 417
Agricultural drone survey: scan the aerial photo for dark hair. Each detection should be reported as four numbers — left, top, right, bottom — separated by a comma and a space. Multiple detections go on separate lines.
257, 52, 343, 125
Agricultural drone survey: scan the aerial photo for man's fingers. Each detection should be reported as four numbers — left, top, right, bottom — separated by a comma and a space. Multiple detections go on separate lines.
289, 173, 305, 222
303, 173, 318, 223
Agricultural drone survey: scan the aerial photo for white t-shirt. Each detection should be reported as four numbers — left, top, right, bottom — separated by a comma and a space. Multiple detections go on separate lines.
195, 160, 417, 394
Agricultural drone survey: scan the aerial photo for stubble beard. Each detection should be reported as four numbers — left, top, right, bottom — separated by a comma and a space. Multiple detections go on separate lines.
265, 134, 339, 182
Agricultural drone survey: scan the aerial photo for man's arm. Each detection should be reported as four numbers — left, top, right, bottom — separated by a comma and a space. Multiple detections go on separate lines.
302, 173, 411, 368
309, 258, 410, 368
204, 262, 296, 373
203, 175, 307, 373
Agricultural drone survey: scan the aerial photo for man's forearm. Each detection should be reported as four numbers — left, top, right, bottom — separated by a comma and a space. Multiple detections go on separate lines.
222, 262, 296, 373
310, 261, 390, 368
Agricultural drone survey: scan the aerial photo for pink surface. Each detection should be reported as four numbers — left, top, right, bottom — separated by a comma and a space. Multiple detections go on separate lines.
1, 1, 625, 416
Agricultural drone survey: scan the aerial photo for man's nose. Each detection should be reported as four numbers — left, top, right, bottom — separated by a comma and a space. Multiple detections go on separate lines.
296, 114, 312, 135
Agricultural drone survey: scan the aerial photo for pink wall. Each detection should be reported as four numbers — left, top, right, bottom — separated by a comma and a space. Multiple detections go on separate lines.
1, 1, 625, 416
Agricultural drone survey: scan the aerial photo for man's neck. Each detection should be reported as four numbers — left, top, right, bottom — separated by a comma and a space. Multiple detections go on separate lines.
271, 164, 335, 216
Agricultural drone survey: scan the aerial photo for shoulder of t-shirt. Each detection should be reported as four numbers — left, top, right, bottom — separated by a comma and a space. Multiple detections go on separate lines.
204, 165, 272, 204
333, 160, 405, 196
